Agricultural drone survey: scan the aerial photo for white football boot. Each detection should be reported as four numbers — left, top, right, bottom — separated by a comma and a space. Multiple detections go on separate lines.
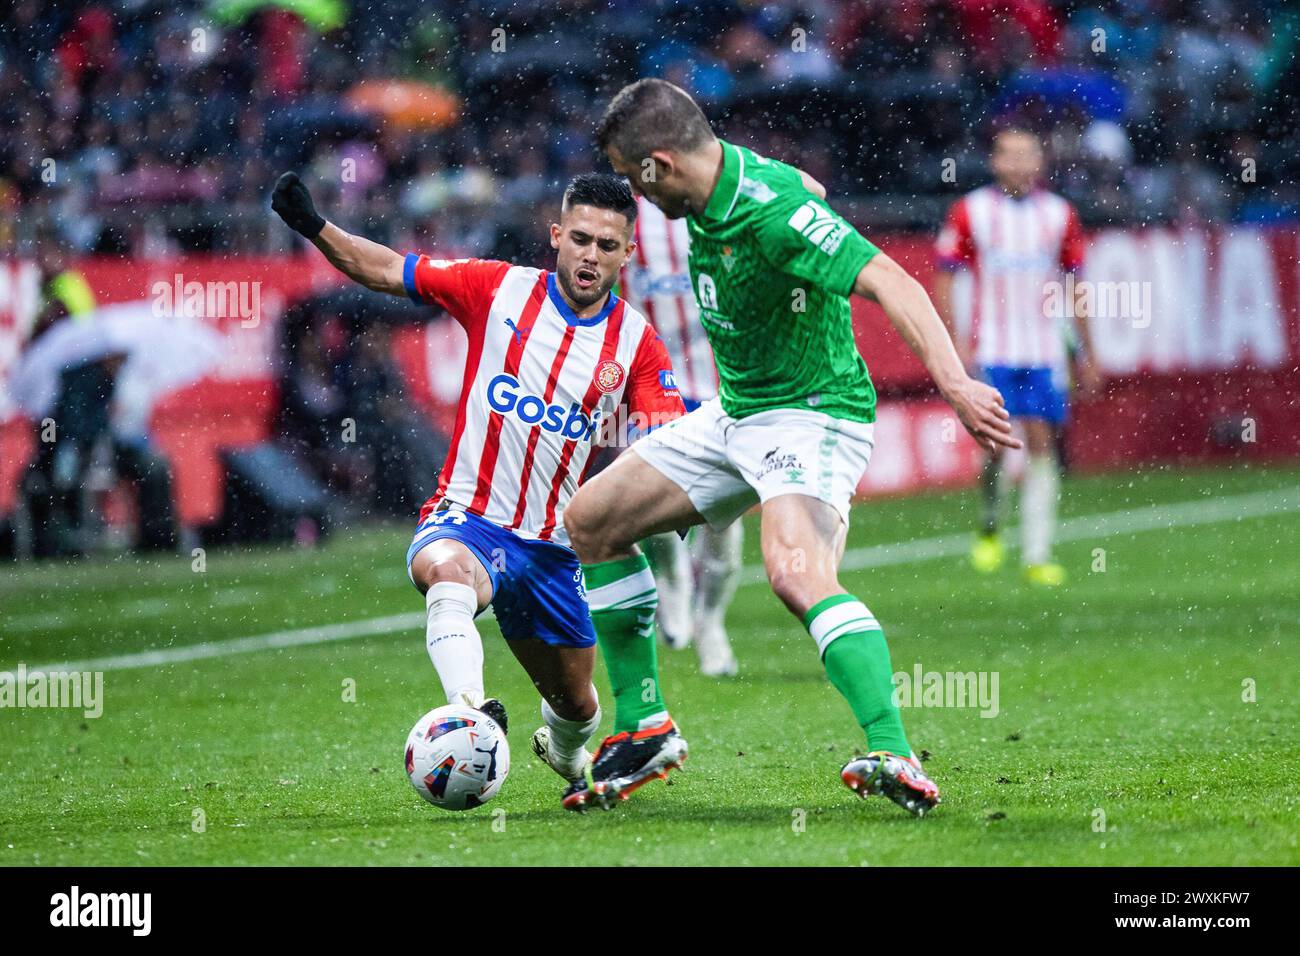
530, 726, 593, 783
643, 532, 693, 649
691, 522, 742, 677
694, 622, 738, 677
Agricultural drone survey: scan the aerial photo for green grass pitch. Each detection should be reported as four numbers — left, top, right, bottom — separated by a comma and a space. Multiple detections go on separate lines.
2, 464, 1297, 866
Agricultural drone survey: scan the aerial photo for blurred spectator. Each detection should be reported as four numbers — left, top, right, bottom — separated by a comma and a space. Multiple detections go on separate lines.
19, 344, 181, 558
275, 292, 446, 520
21, 352, 125, 558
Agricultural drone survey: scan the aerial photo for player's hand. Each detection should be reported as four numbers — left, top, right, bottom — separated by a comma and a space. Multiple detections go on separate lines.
271, 172, 326, 239
943, 375, 1021, 452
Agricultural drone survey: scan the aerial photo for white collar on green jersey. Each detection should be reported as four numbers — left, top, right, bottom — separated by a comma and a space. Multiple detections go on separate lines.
701, 139, 745, 222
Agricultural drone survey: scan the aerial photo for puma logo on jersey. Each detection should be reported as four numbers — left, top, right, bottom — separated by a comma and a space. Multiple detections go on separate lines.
787, 200, 850, 254
504, 317, 532, 344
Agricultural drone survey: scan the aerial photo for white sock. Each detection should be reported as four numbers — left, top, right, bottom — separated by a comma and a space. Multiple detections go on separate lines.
541, 689, 601, 762
643, 531, 692, 641
694, 521, 741, 637
425, 581, 484, 707
1021, 455, 1059, 565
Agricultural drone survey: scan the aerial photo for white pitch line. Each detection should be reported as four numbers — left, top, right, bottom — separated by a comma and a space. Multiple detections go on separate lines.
20, 612, 425, 674
745, 482, 1300, 583
16, 484, 1300, 674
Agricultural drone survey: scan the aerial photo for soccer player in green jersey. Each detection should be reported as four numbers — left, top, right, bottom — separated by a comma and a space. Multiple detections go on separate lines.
559, 79, 1020, 816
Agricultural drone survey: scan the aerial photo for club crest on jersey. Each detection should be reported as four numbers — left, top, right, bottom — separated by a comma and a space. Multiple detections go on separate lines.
595, 360, 625, 394
720, 245, 736, 271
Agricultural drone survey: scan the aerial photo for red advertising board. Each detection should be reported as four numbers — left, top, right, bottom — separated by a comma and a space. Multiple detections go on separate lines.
2, 226, 1297, 524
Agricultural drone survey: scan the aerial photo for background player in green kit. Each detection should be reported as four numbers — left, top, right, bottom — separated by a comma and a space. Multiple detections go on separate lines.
559, 79, 1021, 815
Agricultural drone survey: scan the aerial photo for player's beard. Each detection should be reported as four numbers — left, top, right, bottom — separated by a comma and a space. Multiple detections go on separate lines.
556, 263, 612, 310
647, 192, 691, 220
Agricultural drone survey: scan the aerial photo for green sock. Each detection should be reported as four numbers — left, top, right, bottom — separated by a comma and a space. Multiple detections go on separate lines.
804, 594, 911, 757
583, 553, 667, 733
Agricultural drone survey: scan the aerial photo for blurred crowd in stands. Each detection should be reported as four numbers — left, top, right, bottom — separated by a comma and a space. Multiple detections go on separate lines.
2, 0, 1297, 264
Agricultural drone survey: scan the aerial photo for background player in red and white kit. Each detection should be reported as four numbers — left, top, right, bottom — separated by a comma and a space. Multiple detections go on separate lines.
271, 171, 684, 786
933, 127, 1101, 587
619, 195, 741, 677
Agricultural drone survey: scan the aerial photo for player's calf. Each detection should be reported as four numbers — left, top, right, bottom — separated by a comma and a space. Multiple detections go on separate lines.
760, 496, 923, 792
759, 496, 847, 620
531, 675, 601, 780
508, 641, 602, 780
531, 694, 599, 783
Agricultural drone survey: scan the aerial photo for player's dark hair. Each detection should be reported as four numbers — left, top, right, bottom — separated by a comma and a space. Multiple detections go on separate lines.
595, 78, 715, 162
561, 172, 638, 225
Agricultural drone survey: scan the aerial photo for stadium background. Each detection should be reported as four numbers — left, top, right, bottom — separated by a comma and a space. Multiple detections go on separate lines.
2, 0, 1299, 550
1, 0, 1298, 870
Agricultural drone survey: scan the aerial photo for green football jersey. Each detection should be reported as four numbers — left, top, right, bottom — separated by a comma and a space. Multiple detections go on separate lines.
685, 139, 880, 423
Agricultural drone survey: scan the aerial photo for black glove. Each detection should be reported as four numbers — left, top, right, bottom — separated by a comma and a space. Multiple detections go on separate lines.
271, 172, 326, 239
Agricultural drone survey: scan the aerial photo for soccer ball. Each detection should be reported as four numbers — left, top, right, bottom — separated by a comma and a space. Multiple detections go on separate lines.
404, 704, 510, 811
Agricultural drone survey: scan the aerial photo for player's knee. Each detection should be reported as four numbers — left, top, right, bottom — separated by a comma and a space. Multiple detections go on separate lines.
561, 494, 588, 540
414, 552, 474, 592
1025, 436, 1054, 458
1022, 420, 1055, 456
562, 492, 614, 559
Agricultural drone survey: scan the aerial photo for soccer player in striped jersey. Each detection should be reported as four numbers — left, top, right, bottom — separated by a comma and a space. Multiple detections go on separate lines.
933, 128, 1101, 586
272, 171, 685, 790
621, 195, 742, 677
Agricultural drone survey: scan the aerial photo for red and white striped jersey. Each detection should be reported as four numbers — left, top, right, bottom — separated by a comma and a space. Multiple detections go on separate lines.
620, 196, 719, 401
404, 254, 684, 544
935, 185, 1085, 369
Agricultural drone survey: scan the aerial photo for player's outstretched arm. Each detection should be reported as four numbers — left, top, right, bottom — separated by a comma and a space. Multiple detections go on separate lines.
854, 252, 1021, 453
930, 270, 972, 371
271, 172, 405, 297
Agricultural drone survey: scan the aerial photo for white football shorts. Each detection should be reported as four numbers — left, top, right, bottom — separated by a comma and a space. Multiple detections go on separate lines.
631, 398, 874, 528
